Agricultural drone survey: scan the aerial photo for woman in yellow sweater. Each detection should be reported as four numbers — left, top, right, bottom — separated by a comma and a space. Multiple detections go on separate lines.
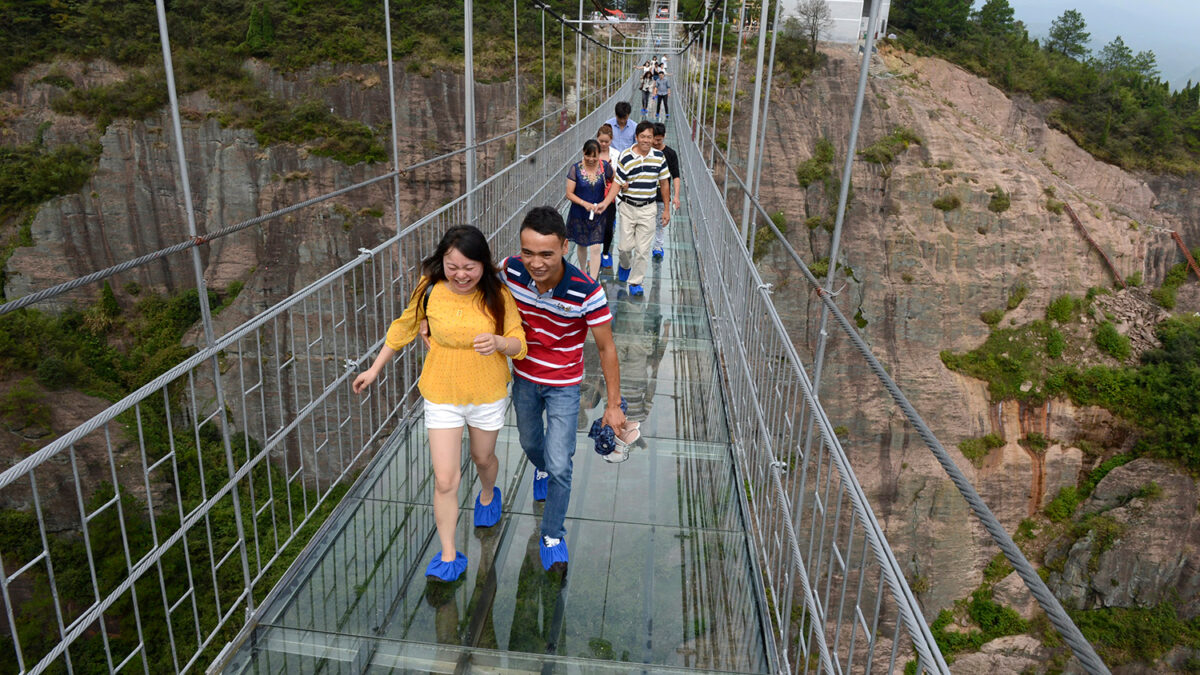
353, 225, 527, 582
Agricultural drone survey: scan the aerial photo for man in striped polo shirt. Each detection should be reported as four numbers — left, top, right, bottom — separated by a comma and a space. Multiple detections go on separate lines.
614, 120, 671, 296
502, 206, 626, 571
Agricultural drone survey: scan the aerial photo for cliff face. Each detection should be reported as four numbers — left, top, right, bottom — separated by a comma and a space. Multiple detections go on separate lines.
1, 59, 524, 318
750, 45, 1200, 615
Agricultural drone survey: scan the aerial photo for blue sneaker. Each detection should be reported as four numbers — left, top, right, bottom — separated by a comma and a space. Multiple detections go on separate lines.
665, 113, 670, 120
539, 535, 569, 571
651, 248, 664, 260
629, 284, 644, 296
617, 266, 631, 282
425, 551, 468, 581
600, 254, 613, 269
474, 487, 501, 528
532, 469, 549, 502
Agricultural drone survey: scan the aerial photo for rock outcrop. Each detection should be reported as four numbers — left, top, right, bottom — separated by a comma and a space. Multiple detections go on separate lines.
1046, 459, 1200, 618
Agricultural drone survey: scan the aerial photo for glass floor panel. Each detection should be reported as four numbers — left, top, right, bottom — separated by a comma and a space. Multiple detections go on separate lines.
226, 123, 771, 673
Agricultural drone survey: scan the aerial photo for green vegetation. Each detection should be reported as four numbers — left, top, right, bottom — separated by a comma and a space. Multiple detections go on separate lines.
0, 377, 51, 432
891, 1, 1200, 173
932, 194, 961, 211
1045, 327, 1065, 358
986, 185, 1010, 213
940, 320, 1060, 402
1093, 321, 1131, 360
1045, 294, 1080, 323
979, 308, 1004, 327
1006, 284, 1028, 310
943, 316, 1200, 470
774, 18, 825, 84
796, 138, 835, 187
931, 588, 1029, 659
1045, 197, 1066, 215
1044, 485, 1081, 522
0, 140, 101, 218
1126, 271, 1143, 287
1071, 602, 1200, 666
752, 211, 787, 262
857, 126, 922, 166
1149, 259, 1195, 310
1020, 431, 1049, 454
958, 433, 1004, 466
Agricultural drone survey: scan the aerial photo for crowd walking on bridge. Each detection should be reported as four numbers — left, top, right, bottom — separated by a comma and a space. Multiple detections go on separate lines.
354, 95, 682, 585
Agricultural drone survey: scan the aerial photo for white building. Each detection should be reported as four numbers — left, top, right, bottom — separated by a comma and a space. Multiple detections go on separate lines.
780, 0, 891, 45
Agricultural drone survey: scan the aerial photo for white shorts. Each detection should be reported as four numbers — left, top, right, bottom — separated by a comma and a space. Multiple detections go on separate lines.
424, 398, 508, 431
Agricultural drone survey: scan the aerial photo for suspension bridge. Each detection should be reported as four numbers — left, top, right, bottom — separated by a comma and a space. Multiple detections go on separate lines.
0, 0, 1113, 673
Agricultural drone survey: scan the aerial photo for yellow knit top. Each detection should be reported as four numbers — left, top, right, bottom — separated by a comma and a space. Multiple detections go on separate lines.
385, 280, 527, 405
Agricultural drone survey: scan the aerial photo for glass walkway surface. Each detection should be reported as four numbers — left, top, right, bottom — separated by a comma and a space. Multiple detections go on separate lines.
222, 134, 771, 673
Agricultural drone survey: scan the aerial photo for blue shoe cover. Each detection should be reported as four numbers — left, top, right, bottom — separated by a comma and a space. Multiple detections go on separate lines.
532, 469, 549, 502
600, 254, 613, 268
425, 551, 468, 581
474, 487, 502, 528
629, 284, 644, 296
617, 266, 631, 282
539, 536, 569, 570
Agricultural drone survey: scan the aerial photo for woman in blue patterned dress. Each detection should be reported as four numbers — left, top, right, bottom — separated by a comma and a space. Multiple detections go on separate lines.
565, 139, 616, 278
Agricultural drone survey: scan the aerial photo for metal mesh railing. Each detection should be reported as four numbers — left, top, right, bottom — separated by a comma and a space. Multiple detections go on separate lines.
675, 103, 948, 672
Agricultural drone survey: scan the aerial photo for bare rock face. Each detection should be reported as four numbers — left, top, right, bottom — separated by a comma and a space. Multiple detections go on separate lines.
1045, 459, 1200, 618
950, 635, 1048, 674
992, 571, 1039, 622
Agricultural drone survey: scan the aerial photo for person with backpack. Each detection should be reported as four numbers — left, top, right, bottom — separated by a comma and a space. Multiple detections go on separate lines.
353, 225, 527, 582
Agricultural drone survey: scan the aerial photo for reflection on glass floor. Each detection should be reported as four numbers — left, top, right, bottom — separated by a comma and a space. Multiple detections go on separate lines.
225, 147, 769, 674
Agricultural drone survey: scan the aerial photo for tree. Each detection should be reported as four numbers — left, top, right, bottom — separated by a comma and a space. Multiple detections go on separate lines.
975, 0, 1015, 35
1097, 35, 1132, 73
796, 0, 832, 55
1047, 9, 1089, 60
892, 0, 972, 45
243, 2, 275, 56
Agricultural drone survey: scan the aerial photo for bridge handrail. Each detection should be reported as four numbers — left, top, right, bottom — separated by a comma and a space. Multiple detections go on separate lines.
683, 67, 1110, 675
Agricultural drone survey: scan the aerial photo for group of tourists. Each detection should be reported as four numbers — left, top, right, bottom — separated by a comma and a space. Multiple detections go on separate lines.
638, 55, 671, 120
352, 90, 682, 586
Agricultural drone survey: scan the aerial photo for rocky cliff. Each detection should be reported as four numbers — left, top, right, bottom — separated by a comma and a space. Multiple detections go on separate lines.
1, 58, 526, 321
749, 43, 1200, 664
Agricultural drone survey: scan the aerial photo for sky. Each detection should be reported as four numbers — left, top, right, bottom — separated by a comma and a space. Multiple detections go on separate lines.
1006, 0, 1200, 90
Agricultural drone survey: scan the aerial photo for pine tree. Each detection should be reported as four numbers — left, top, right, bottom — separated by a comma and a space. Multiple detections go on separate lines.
1047, 9, 1089, 61
244, 3, 275, 55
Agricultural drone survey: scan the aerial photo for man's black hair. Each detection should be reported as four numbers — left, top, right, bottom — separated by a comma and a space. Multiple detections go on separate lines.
614, 101, 632, 119
520, 205, 567, 240
635, 120, 656, 137
653, 122, 667, 138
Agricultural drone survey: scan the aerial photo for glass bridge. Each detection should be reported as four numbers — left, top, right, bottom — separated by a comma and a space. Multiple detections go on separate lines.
221, 173, 772, 672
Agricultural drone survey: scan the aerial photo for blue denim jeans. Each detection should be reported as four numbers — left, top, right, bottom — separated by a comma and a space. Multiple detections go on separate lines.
511, 375, 581, 540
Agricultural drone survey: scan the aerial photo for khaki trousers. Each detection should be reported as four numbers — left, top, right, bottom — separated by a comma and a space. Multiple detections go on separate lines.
617, 200, 658, 285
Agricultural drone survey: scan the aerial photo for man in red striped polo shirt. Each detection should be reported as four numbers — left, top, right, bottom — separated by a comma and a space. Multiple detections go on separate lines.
502, 206, 626, 571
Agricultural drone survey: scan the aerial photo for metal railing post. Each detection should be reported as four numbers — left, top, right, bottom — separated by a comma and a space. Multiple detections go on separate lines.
465, 0, 477, 222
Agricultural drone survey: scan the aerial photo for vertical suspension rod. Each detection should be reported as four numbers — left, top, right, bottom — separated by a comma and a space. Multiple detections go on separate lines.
464, 0, 477, 220
738, 0, 771, 240
153, 0, 254, 614
514, 0, 521, 159
722, 0, 747, 202
810, 0, 881, 391
746, 0, 785, 251
384, 0, 404, 238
